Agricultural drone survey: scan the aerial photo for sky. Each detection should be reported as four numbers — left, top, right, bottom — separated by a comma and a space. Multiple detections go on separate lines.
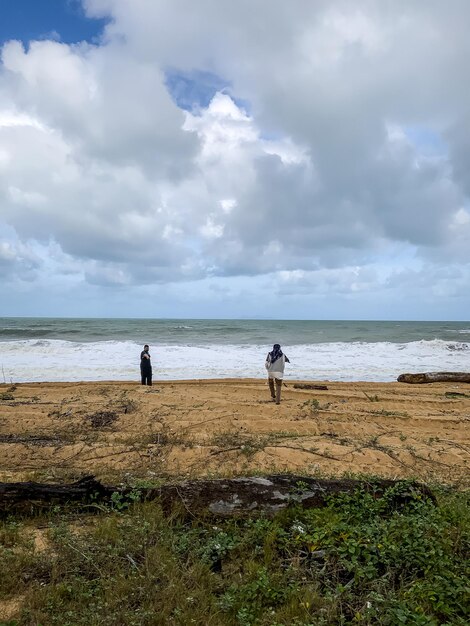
0, 1, 469, 320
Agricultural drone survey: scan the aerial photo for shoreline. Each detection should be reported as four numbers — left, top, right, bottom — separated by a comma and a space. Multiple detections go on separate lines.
2, 321, 469, 385
2, 377, 406, 386
1, 378, 468, 486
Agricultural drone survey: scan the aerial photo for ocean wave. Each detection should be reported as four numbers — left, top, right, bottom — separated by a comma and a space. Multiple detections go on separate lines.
0, 328, 54, 337
0, 328, 86, 340
1, 337, 469, 383
446, 342, 469, 351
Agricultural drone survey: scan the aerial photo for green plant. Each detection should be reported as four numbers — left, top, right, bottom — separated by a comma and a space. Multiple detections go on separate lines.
1, 482, 468, 626
108, 489, 142, 512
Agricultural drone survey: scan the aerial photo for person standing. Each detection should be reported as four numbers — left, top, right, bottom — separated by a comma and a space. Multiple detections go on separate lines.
140, 344, 152, 386
265, 343, 290, 404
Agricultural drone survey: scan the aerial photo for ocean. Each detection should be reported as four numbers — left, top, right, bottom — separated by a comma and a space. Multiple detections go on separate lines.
0, 318, 469, 383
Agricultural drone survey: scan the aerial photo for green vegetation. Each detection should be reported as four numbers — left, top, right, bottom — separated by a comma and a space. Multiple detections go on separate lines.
0, 483, 468, 625
301, 398, 330, 414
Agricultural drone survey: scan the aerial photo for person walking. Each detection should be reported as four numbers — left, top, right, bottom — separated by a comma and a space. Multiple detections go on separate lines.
265, 343, 290, 404
140, 344, 152, 386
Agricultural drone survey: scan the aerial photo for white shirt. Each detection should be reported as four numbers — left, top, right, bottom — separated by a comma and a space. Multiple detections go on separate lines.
265, 353, 288, 379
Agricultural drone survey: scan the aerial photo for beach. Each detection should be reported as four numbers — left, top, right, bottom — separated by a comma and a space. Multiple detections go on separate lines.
1, 378, 469, 486
2, 320, 469, 486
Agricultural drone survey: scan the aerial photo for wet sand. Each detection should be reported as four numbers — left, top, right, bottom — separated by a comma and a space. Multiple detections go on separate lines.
0, 379, 469, 485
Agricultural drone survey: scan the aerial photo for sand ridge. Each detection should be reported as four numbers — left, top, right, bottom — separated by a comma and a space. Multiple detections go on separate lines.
0, 379, 469, 485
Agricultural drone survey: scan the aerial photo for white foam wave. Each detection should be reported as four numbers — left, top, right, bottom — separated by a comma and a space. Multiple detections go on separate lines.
1, 338, 469, 383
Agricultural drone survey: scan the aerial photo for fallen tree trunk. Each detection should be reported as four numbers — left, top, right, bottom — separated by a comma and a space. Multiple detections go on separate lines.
293, 384, 328, 390
398, 372, 470, 384
0, 474, 435, 517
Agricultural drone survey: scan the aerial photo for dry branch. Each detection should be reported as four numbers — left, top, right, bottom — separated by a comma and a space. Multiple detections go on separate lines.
293, 384, 329, 390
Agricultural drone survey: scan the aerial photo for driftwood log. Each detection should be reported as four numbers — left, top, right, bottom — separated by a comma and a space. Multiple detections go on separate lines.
293, 384, 329, 390
0, 474, 434, 517
398, 372, 470, 384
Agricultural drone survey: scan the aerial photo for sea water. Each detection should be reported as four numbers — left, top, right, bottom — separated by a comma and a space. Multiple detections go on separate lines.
0, 318, 468, 383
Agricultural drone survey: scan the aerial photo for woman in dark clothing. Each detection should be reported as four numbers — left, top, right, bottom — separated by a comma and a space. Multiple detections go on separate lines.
140, 344, 152, 386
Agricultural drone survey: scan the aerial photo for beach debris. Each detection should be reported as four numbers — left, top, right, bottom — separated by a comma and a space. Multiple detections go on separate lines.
444, 391, 470, 399
115, 391, 139, 414
398, 372, 470, 384
0, 474, 435, 517
362, 391, 380, 402
86, 410, 119, 428
293, 384, 329, 390
320, 432, 339, 438
0, 434, 66, 447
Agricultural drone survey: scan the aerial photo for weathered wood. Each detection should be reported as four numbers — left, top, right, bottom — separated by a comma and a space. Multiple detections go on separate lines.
0, 476, 112, 512
293, 384, 329, 390
398, 372, 470, 384
0, 474, 435, 517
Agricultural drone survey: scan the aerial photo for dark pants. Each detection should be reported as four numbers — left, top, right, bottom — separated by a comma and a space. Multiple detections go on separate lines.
141, 368, 152, 386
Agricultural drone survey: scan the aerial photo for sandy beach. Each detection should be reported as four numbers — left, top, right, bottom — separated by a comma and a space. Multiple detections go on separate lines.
0, 378, 468, 486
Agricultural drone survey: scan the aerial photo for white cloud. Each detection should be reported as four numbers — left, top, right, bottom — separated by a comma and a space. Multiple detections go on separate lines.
1, 0, 470, 317
452, 207, 470, 226
200, 216, 224, 240
8, 186, 47, 208
0, 235, 43, 281
220, 198, 236, 214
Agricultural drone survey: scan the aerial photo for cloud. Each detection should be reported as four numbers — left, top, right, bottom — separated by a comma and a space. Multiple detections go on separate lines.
0, 232, 43, 281
85, 1, 469, 262
0, 0, 469, 317
1, 39, 198, 174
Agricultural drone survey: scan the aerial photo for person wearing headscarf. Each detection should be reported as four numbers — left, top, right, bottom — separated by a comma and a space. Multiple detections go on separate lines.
265, 344, 290, 404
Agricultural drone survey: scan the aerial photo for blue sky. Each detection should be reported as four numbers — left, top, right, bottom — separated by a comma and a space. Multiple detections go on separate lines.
164, 69, 230, 112
0, 1, 469, 320
0, 0, 106, 45
0, 1, 232, 112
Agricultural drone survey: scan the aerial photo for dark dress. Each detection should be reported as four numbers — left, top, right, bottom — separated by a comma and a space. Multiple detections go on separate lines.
140, 350, 152, 386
